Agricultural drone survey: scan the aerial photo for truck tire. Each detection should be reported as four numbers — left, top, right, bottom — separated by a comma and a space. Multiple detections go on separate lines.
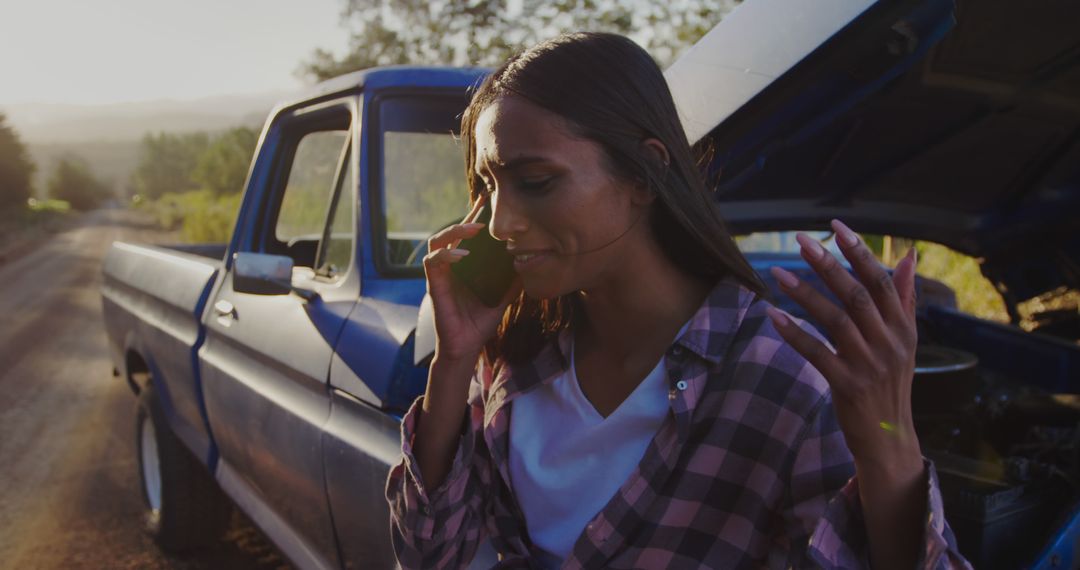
136, 383, 231, 553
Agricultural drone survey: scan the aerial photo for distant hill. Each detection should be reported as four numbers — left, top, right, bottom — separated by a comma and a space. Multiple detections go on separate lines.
3, 92, 290, 196
4, 92, 287, 143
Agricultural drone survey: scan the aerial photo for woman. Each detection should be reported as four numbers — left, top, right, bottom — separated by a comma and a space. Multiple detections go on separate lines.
387, 32, 970, 569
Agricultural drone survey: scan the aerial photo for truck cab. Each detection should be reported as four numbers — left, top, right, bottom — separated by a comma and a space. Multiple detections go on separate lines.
103, 67, 495, 569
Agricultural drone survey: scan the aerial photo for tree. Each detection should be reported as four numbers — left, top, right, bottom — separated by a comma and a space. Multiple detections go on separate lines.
130, 131, 210, 199
47, 157, 111, 210
192, 126, 259, 196
299, 0, 739, 82
0, 112, 36, 212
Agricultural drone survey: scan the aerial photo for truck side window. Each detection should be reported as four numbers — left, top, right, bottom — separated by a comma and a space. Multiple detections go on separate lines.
275, 129, 350, 269
315, 152, 354, 279
376, 95, 471, 273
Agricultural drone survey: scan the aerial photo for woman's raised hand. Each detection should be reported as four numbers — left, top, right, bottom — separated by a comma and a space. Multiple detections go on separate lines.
765, 219, 922, 465
423, 197, 521, 364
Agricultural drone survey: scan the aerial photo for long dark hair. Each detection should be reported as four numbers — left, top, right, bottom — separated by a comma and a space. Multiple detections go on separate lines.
461, 32, 767, 365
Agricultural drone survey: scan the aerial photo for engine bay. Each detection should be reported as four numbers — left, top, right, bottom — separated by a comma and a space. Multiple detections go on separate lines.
913, 313, 1080, 569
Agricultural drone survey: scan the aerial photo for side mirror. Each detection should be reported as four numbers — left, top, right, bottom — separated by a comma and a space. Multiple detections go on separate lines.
232, 252, 294, 295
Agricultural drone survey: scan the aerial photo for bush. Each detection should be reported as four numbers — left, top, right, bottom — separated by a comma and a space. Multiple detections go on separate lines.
141, 190, 241, 243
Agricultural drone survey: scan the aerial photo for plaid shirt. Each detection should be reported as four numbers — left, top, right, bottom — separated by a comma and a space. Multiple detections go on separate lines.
386, 278, 972, 569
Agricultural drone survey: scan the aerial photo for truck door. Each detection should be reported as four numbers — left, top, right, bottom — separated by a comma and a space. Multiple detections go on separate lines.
320, 85, 499, 568
199, 97, 359, 570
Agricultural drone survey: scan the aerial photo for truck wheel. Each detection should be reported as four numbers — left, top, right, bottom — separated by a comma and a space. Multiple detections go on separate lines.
136, 383, 231, 553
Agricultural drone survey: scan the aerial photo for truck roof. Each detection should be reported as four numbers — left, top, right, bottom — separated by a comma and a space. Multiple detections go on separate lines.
280, 66, 491, 112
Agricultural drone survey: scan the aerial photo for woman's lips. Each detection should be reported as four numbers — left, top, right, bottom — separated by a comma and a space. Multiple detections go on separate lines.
510, 250, 551, 270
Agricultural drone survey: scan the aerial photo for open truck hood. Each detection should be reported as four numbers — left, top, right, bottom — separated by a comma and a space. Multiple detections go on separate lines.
665, 0, 1080, 303
415, 0, 1079, 366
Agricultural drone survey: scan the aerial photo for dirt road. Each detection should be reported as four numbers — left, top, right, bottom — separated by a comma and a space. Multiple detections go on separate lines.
0, 210, 289, 570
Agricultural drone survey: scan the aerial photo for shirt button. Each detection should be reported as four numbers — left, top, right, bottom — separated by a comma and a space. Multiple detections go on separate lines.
676, 380, 688, 391
669, 345, 684, 357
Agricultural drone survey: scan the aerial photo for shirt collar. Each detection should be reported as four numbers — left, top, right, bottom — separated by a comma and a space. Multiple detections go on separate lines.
489, 277, 757, 404
671, 277, 755, 365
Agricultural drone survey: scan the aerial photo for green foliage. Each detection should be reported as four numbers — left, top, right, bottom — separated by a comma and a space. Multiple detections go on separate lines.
913, 241, 1008, 322
130, 132, 210, 199
27, 198, 71, 214
131, 126, 258, 243
299, 0, 739, 81
0, 112, 36, 211
46, 157, 111, 211
192, 127, 259, 196
178, 191, 242, 243
855, 233, 1008, 322
142, 190, 241, 243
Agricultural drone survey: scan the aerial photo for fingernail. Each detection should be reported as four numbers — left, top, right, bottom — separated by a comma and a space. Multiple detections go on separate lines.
796, 233, 826, 260
911, 247, 918, 265
831, 219, 858, 248
765, 306, 789, 328
450, 248, 470, 256
770, 266, 799, 289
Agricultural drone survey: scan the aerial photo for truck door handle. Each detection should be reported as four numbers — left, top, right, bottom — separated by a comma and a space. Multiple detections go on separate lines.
214, 299, 236, 319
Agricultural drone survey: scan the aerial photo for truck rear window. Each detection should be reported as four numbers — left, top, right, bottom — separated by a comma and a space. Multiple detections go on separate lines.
376, 94, 471, 273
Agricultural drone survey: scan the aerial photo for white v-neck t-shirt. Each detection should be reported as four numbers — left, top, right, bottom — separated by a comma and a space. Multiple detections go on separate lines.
508, 336, 674, 566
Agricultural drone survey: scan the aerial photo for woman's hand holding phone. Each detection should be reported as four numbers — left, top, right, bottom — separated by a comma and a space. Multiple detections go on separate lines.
415, 198, 520, 490
422, 197, 521, 364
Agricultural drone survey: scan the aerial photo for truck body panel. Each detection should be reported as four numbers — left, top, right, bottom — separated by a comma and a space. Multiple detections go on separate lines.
101, 243, 221, 461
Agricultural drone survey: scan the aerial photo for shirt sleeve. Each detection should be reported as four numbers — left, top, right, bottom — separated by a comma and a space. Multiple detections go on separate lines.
385, 364, 494, 570
786, 395, 972, 569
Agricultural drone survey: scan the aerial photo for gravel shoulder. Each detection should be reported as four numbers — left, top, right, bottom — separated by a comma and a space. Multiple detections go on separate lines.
0, 209, 291, 570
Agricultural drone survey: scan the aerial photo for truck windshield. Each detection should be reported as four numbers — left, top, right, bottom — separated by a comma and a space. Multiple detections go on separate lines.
378, 95, 471, 272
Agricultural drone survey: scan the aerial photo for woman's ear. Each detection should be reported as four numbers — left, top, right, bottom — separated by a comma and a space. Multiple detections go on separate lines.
640, 137, 671, 169
630, 137, 670, 206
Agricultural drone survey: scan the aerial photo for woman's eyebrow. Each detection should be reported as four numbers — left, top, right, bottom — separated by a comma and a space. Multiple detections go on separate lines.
477, 156, 550, 175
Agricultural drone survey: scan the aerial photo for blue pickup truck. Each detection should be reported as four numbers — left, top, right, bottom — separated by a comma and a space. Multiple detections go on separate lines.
102, 0, 1080, 568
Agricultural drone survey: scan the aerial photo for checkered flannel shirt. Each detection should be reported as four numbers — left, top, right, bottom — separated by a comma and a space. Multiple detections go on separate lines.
386, 278, 971, 569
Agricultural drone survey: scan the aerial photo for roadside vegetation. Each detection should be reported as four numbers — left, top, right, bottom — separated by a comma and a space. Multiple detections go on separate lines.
131, 127, 257, 243
47, 157, 112, 210
1, 112, 112, 256
0, 111, 35, 213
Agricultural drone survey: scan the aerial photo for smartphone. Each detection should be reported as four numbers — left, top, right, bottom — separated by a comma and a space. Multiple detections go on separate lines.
450, 204, 516, 307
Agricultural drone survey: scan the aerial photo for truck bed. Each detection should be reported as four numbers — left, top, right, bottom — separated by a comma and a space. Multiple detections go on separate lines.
101, 241, 224, 464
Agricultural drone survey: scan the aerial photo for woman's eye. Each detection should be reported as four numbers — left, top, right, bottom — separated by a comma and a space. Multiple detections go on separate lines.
519, 177, 552, 193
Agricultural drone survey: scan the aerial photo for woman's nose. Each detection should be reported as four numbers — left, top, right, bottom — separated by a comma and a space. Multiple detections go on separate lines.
488, 189, 528, 242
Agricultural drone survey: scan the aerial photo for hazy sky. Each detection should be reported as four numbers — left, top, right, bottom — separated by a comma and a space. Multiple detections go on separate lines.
0, 0, 352, 105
